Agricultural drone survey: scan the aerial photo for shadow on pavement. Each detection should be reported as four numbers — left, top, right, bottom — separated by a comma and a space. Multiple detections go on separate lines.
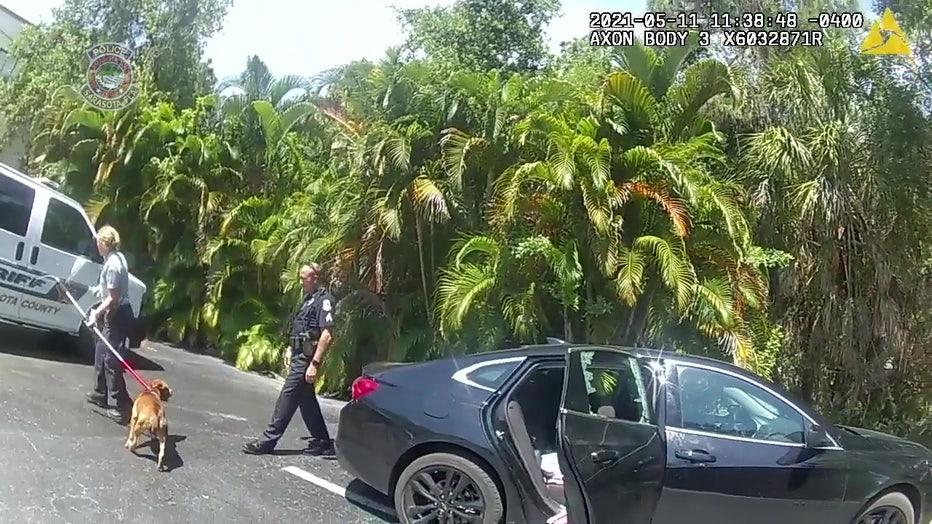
270, 449, 307, 456
0, 325, 163, 371
345, 479, 399, 523
124, 350, 164, 371
137, 434, 187, 472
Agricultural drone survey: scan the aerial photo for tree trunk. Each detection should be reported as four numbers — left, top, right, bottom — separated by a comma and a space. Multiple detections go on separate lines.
415, 215, 431, 321
585, 278, 594, 342
563, 304, 573, 342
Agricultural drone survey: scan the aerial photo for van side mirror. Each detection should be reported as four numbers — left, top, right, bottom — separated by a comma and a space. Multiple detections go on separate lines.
805, 424, 830, 449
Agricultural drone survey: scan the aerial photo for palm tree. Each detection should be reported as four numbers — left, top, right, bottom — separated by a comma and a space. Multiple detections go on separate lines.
217, 56, 315, 192
741, 35, 932, 426
435, 39, 770, 369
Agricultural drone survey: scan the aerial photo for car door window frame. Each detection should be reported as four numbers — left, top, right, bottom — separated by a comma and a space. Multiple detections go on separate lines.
39, 197, 100, 261
0, 171, 36, 237
564, 347, 656, 427
558, 347, 668, 523
451, 356, 527, 392
667, 361, 843, 450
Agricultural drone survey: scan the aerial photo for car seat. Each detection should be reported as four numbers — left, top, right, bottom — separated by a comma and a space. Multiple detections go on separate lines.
611, 374, 642, 422
505, 401, 565, 509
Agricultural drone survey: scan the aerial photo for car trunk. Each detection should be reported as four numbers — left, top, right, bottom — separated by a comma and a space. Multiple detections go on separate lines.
356, 361, 424, 389
361, 361, 414, 377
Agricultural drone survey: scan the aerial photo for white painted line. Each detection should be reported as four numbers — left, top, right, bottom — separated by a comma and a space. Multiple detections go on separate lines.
282, 466, 347, 497
171, 405, 249, 422
282, 465, 398, 518
204, 411, 248, 422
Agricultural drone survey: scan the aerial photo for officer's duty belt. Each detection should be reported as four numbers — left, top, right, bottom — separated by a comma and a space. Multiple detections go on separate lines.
289, 334, 319, 356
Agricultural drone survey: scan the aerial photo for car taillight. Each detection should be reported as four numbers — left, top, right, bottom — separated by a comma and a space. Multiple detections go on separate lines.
351, 376, 379, 400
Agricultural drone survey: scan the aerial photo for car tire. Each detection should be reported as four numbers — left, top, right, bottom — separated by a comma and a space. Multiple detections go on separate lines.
394, 452, 504, 524
854, 491, 914, 524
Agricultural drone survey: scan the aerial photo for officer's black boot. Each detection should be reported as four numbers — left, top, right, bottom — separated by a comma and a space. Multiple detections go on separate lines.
86, 392, 108, 409
242, 439, 276, 455
303, 438, 335, 457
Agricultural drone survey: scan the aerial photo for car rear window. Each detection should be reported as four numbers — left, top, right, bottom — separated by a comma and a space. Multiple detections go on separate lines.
465, 361, 522, 390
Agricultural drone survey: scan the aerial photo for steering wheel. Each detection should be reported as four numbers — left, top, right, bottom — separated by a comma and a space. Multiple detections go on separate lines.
726, 404, 756, 437
751, 424, 784, 442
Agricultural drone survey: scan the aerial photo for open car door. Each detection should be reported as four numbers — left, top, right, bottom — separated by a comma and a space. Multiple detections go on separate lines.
556, 347, 665, 523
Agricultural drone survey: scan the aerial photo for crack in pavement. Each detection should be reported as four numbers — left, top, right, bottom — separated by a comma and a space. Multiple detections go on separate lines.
21, 430, 42, 458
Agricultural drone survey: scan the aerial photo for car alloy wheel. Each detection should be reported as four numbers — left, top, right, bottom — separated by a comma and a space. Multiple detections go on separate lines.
394, 452, 504, 524
401, 465, 485, 522
856, 506, 909, 524
855, 492, 914, 524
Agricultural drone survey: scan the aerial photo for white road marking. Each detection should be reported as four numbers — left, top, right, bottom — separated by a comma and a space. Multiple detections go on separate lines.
282, 466, 347, 497
171, 405, 249, 421
204, 411, 248, 422
283, 466, 399, 518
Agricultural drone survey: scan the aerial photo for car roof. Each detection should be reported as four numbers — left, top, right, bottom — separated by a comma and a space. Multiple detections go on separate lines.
464, 342, 773, 381
469, 343, 730, 366
462, 342, 823, 417
0, 162, 85, 210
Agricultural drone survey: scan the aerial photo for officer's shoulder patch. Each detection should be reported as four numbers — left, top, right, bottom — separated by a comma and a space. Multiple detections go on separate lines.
325, 313, 333, 323
322, 299, 332, 311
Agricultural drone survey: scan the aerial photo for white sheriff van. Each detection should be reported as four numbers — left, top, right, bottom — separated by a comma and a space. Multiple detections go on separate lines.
0, 162, 147, 350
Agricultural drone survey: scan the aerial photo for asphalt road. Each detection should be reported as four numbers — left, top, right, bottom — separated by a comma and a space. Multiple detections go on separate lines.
0, 325, 398, 524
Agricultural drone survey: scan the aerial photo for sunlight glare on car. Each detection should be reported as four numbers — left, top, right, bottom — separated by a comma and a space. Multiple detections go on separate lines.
647, 359, 667, 384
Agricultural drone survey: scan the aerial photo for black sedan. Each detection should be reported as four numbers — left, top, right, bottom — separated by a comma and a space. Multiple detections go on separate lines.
335, 342, 932, 524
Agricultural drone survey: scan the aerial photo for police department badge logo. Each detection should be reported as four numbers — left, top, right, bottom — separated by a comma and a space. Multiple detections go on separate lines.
80, 43, 140, 111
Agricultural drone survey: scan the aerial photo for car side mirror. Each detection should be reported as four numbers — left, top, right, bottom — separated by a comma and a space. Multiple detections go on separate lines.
805, 424, 830, 449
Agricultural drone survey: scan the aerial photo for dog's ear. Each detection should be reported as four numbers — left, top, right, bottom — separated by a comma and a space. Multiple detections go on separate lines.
149, 380, 171, 401
158, 382, 172, 401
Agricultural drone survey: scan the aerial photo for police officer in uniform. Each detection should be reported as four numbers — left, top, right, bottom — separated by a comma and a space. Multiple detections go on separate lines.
243, 263, 335, 456
84, 225, 134, 423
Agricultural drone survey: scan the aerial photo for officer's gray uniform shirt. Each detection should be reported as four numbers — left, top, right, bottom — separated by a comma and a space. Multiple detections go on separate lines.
99, 252, 130, 305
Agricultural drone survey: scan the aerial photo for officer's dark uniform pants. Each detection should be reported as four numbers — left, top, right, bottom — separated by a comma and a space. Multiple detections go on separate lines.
92, 303, 133, 409
261, 349, 331, 444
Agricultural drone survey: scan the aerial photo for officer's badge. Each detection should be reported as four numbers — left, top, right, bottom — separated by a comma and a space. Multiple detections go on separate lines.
322, 299, 332, 311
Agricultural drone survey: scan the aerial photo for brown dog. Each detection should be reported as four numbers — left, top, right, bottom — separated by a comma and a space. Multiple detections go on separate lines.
124, 379, 173, 471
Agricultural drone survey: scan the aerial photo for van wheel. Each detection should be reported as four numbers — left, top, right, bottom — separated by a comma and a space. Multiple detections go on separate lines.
394, 452, 504, 524
854, 492, 914, 524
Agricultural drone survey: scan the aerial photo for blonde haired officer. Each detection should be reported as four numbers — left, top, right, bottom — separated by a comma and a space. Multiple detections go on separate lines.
85, 225, 134, 423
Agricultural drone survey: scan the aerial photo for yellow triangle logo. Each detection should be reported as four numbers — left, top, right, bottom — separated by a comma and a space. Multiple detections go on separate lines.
860, 8, 912, 56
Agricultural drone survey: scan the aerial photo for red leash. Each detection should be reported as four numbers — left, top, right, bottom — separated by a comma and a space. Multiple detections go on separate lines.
55, 280, 152, 392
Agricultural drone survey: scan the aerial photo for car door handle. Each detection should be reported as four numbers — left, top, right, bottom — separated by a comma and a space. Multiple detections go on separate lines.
675, 449, 716, 463
15, 241, 24, 261
30, 246, 38, 264
591, 449, 619, 464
